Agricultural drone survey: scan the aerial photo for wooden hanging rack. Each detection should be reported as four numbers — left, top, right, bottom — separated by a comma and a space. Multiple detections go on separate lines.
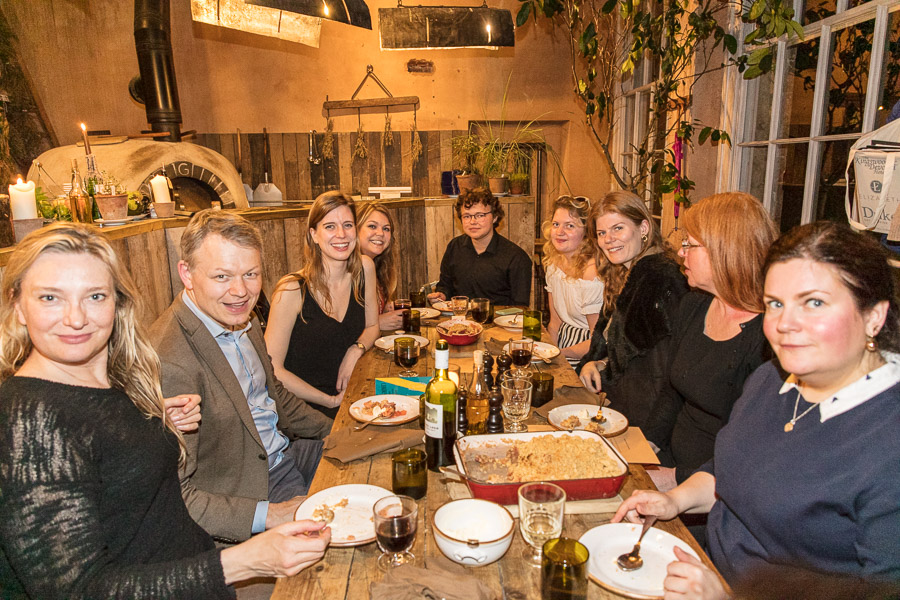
323, 65, 419, 111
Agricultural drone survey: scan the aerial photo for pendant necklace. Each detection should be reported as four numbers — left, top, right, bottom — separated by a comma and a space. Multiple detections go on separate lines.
784, 387, 818, 432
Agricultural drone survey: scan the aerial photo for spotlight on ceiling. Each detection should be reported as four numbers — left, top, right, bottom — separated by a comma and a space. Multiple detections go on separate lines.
379, 3, 515, 49
245, 0, 372, 29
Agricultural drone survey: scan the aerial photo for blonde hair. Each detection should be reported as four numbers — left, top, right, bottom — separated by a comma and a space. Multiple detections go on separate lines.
180, 209, 263, 268
682, 192, 777, 312
542, 195, 595, 279
0, 223, 185, 461
357, 201, 398, 306
588, 191, 669, 316
276, 191, 364, 317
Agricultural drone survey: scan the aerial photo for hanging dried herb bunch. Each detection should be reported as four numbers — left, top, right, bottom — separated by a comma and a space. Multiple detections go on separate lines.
411, 108, 423, 165
353, 110, 368, 160
322, 113, 334, 161
383, 108, 394, 148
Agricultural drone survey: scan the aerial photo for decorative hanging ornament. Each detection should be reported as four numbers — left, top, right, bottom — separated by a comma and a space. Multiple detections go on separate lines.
322, 110, 335, 161
353, 109, 368, 160
411, 107, 423, 166
384, 107, 394, 148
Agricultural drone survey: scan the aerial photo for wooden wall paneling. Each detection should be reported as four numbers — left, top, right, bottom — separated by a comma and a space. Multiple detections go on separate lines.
439, 130, 453, 172
507, 201, 536, 308
411, 131, 429, 196
116, 228, 173, 322
497, 200, 511, 240
269, 133, 286, 195
295, 134, 313, 201
349, 130, 368, 195
284, 217, 306, 274
164, 227, 186, 301
256, 218, 289, 299
248, 133, 265, 189
426, 131, 442, 197
217, 133, 237, 171
239, 132, 253, 189
309, 132, 327, 198
337, 132, 352, 193
319, 131, 341, 194
408, 204, 428, 289
282, 133, 301, 201
425, 201, 456, 283
202, 133, 221, 154
400, 131, 412, 188
383, 133, 402, 187
366, 132, 383, 187
386, 206, 408, 296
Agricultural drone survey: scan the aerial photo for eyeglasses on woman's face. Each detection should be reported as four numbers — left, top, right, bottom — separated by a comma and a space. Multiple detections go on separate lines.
461, 211, 492, 222
680, 240, 703, 253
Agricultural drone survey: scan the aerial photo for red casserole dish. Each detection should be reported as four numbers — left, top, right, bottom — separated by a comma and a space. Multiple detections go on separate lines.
452, 430, 628, 505
436, 319, 483, 346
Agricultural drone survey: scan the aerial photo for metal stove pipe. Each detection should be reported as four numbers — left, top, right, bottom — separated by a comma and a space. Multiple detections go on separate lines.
134, 0, 182, 142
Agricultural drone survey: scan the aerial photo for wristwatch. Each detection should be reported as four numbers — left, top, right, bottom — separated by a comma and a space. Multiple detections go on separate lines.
354, 341, 367, 352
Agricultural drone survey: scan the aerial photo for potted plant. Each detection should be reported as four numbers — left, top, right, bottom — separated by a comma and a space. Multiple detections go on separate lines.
451, 133, 483, 192
509, 172, 529, 195
480, 138, 510, 195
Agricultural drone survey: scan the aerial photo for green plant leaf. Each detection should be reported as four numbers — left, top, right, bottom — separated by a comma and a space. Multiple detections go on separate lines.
516, 2, 532, 26
724, 34, 738, 54
602, 0, 617, 13
698, 126, 712, 144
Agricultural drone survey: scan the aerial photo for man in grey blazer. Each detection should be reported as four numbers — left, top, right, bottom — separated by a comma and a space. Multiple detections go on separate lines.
150, 210, 332, 543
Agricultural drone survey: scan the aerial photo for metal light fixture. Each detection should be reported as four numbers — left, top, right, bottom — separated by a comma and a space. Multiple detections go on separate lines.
246, 0, 372, 29
379, 1, 514, 49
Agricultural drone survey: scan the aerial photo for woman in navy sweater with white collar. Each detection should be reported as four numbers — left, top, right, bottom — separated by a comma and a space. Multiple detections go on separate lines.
614, 221, 900, 597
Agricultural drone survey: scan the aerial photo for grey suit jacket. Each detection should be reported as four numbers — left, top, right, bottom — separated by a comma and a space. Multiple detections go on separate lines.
148, 293, 333, 542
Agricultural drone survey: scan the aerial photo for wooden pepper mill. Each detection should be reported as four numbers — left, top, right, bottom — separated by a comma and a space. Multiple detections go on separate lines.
496, 352, 512, 382
456, 386, 469, 437
484, 351, 495, 388
486, 385, 504, 433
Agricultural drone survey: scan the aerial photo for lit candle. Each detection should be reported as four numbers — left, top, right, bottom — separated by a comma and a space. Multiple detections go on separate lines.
149, 174, 171, 203
80, 123, 91, 155
9, 178, 38, 220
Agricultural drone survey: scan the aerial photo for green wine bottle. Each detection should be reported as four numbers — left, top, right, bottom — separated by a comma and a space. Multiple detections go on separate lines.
425, 340, 458, 471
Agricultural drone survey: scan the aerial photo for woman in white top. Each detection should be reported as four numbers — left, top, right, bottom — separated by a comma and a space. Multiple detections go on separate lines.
543, 195, 604, 364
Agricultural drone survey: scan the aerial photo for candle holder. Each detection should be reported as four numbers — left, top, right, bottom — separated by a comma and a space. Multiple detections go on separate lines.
13, 218, 45, 243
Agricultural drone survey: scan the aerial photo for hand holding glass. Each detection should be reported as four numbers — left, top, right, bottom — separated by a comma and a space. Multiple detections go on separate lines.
373, 495, 418, 570
518, 482, 565, 565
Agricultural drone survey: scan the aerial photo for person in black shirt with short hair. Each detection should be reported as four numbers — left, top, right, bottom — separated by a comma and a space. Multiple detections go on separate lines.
427, 188, 532, 306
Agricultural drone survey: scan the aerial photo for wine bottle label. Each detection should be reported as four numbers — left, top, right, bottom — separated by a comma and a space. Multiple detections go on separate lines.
424, 400, 442, 438
435, 349, 449, 370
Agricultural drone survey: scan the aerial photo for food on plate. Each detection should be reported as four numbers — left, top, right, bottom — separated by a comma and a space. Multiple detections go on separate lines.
584, 421, 605, 435
559, 408, 606, 431
437, 321, 481, 337
463, 434, 624, 483
560, 415, 582, 430
362, 398, 407, 419
312, 497, 348, 523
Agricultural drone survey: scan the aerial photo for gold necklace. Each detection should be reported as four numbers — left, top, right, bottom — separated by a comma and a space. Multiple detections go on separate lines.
784, 388, 819, 432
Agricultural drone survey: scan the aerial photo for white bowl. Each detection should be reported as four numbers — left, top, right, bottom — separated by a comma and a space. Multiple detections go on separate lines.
432, 499, 515, 566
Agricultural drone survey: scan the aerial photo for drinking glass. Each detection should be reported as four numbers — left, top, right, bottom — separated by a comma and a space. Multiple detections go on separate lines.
373, 495, 418, 570
410, 290, 427, 308
531, 372, 555, 408
518, 482, 565, 566
501, 377, 532, 432
470, 297, 492, 324
523, 310, 542, 342
451, 295, 469, 320
402, 309, 421, 334
394, 298, 412, 311
509, 338, 534, 372
392, 448, 428, 499
541, 538, 589, 599
394, 337, 420, 377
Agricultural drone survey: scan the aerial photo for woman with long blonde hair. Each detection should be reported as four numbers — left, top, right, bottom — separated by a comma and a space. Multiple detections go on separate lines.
357, 201, 404, 331
578, 191, 689, 428
0, 223, 330, 598
265, 191, 379, 419
542, 195, 604, 364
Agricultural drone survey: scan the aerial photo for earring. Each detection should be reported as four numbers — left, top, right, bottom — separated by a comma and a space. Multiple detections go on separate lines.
641, 233, 648, 243
866, 335, 878, 352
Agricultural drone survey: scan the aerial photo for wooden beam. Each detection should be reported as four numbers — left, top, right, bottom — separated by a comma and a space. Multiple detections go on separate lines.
323, 96, 420, 111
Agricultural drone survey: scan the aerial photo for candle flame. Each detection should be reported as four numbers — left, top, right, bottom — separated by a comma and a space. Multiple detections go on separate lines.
323, 2, 330, 16
80, 123, 87, 132
16, 177, 22, 185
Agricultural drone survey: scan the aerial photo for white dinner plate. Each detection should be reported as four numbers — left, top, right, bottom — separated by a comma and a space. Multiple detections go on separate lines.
414, 307, 441, 319
431, 300, 454, 313
547, 404, 629, 437
580, 523, 700, 599
349, 394, 419, 425
493, 314, 523, 332
94, 214, 149, 226
502, 340, 561, 362
295, 484, 393, 547
374, 334, 430, 352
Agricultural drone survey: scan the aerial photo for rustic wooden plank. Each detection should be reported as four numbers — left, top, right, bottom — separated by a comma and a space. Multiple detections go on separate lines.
255, 218, 289, 299
426, 131, 442, 197
284, 216, 306, 274
282, 133, 301, 201
320, 131, 341, 193
338, 132, 353, 194
322, 96, 420, 110
383, 129, 402, 187
407, 203, 428, 290
164, 226, 186, 299
350, 130, 369, 195
366, 132, 383, 188
411, 131, 429, 197
425, 203, 457, 283
116, 228, 172, 322
249, 133, 265, 190
269, 133, 286, 197
310, 132, 328, 199
217, 134, 237, 171
439, 130, 454, 172
296, 134, 314, 201
400, 130, 412, 188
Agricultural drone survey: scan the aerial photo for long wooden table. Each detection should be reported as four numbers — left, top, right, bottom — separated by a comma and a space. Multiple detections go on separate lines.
271, 321, 725, 599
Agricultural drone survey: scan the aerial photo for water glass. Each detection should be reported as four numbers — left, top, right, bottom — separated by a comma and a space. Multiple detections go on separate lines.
531, 372, 554, 408
523, 310, 542, 342
402, 309, 421, 334
501, 377, 532, 432
392, 448, 428, 499
541, 538, 589, 599
373, 495, 418, 570
394, 337, 420, 377
410, 290, 427, 308
451, 295, 469, 320
518, 482, 565, 565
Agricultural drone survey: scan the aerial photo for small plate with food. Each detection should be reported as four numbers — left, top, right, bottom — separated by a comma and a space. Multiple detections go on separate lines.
548, 404, 628, 437
493, 314, 523, 332
502, 340, 561, 362
374, 334, 430, 352
414, 307, 441, 319
431, 300, 454, 313
436, 319, 483, 345
349, 394, 419, 425
295, 484, 393, 546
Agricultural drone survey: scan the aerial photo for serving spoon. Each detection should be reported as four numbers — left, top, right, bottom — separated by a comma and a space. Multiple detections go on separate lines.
616, 516, 658, 571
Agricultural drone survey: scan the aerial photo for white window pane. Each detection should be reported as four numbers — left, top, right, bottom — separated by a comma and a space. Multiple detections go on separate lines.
773, 143, 809, 231
741, 147, 770, 200
875, 12, 900, 128
746, 65, 777, 142
823, 21, 876, 135
782, 40, 820, 139
815, 139, 855, 222
803, 0, 836, 25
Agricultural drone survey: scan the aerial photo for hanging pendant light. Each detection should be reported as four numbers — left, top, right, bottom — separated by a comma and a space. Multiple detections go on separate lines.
379, 0, 514, 49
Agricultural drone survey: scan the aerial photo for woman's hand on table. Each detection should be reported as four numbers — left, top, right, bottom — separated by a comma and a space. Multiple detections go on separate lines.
612, 489, 681, 524
579, 361, 603, 393
663, 547, 729, 600
220, 520, 331, 583
336, 345, 365, 393
378, 309, 404, 331
164, 394, 202, 432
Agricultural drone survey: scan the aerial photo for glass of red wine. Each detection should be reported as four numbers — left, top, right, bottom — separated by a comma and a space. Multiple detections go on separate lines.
394, 298, 412, 311
394, 337, 421, 377
373, 495, 418, 570
509, 337, 534, 373
470, 297, 492, 324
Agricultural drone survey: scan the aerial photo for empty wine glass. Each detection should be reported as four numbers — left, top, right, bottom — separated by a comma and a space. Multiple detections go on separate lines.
518, 482, 565, 566
374, 495, 418, 570
451, 295, 469, 321
501, 376, 532, 432
394, 337, 420, 377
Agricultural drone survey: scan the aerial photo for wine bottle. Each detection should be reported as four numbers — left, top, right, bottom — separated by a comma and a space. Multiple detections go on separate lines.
425, 340, 458, 471
466, 350, 490, 435
68, 159, 89, 223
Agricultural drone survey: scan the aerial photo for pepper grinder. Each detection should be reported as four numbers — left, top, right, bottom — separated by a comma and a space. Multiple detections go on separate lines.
496, 352, 512, 382
486, 385, 505, 433
484, 351, 495, 388
456, 386, 469, 437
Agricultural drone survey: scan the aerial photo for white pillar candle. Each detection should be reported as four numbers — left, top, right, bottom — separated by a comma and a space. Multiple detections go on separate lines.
9, 178, 38, 220
149, 174, 171, 203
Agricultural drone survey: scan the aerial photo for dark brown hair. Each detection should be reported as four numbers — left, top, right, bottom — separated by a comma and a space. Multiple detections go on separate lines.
455, 187, 504, 226
763, 221, 900, 352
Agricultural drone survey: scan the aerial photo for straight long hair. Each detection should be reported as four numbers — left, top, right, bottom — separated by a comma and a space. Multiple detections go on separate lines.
588, 191, 668, 316
542, 195, 595, 279
682, 192, 777, 312
276, 191, 364, 318
357, 201, 398, 305
0, 223, 185, 461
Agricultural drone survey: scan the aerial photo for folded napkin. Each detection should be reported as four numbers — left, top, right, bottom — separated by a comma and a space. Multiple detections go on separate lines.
533, 385, 606, 420
322, 427, 423, 463
369, 555, 496, 600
